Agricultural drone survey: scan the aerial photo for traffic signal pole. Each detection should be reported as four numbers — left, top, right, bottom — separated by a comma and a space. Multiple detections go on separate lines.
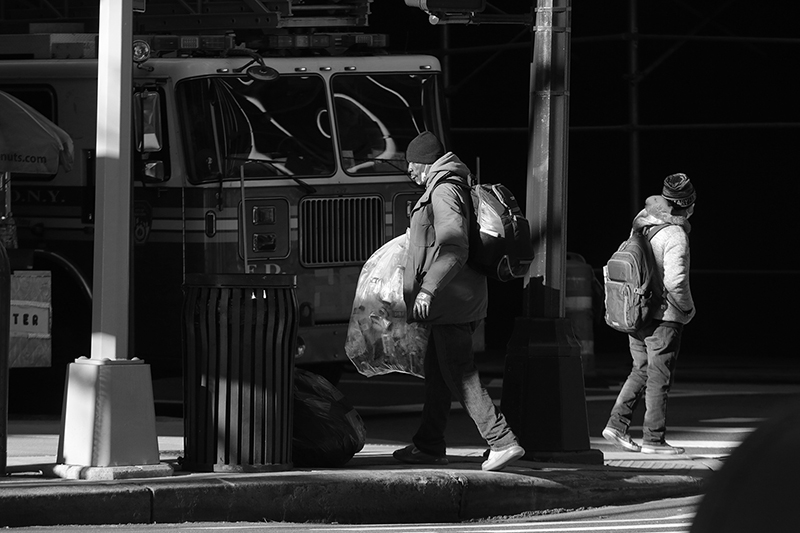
499, 0, 602, 464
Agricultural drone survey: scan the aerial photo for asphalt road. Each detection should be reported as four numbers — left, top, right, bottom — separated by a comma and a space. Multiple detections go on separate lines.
4, 495, 701, 532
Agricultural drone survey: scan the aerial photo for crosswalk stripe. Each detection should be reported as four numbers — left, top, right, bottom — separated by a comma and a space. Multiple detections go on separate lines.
590, 437, 741, 448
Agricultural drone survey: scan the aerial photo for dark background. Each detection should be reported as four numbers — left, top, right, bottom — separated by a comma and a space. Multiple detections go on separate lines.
370, 1, 800, 360
3, 0, 797, 366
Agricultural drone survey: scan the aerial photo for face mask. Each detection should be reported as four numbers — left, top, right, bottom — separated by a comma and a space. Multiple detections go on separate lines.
407, 163, 427, 187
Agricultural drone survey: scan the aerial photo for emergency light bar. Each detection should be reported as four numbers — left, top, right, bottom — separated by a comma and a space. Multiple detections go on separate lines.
134, 32, 387, 57
134, 34, 237, 54
266, 32, 387, 50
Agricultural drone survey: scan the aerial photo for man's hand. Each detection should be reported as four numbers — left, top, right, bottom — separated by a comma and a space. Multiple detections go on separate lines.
413, 292, 432, 320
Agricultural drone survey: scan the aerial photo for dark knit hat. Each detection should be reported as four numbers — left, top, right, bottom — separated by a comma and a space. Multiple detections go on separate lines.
406, 131, 444, 164
662, 173, 696, 207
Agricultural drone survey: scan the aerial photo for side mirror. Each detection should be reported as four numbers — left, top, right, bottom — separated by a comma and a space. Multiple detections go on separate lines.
134, 89, 170, 183
141, 160, 166, 183
134, 91, 163, 153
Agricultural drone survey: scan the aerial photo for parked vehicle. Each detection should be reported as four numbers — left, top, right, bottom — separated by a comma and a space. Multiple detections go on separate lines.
0, 1, 448, 410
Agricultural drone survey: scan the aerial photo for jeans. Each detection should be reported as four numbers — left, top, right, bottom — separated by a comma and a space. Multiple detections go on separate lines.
607, 320, 684, 445
413, 321, 518, 456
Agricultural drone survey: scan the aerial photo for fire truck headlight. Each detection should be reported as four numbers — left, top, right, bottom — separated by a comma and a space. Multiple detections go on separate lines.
133, 40, 151, 64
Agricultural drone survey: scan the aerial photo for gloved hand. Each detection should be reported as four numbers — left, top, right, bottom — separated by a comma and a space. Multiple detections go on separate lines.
413, 292, 432, 320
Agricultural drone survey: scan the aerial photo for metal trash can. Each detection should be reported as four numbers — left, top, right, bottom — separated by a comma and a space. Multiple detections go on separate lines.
181, 274, 298, 472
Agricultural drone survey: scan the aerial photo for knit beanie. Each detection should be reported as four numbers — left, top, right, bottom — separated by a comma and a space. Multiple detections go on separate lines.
406, 132, 444, 164
662, 173, 696, 207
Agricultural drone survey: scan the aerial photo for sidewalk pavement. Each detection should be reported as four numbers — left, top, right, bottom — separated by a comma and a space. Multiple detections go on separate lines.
1, 415, 723, 528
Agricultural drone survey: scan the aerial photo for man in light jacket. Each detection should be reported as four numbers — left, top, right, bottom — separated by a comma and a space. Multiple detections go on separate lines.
602, 173, 697, 455
392, 131, 525, 471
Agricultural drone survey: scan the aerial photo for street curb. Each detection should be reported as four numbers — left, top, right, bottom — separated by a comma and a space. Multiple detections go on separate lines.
0, 466, 711, 527
0, 483, 153, 527
151, 471, 465, 524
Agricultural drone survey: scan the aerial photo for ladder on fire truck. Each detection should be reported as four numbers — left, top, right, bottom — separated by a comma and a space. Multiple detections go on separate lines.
0, 0, 373, 34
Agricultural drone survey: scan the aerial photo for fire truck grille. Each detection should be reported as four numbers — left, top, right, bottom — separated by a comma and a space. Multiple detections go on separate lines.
299, 196, 385, 266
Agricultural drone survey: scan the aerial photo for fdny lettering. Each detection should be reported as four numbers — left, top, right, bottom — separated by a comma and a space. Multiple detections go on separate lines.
12, 188, 65, 205
247, 263, 282, 274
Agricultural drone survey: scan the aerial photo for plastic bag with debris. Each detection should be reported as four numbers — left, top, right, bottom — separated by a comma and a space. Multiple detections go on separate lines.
344, 234, 429, 378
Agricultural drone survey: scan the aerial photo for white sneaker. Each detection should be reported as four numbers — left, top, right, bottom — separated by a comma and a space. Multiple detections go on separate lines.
481, 445, 525, 471
602, 426, 641, 452
641, 442, 685, 455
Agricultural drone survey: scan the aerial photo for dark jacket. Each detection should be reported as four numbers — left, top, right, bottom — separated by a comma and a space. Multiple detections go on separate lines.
632, 195, 696, 324
403, 152, 488, 324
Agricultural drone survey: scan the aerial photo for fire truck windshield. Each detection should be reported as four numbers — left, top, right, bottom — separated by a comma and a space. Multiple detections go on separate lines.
178, 74, 335, 184
178, 71, 442, 184
332, 72, 441, 176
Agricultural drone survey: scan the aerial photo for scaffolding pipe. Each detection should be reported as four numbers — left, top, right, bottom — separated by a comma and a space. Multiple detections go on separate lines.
454, 121, 800, 134
628, 0, 640, 216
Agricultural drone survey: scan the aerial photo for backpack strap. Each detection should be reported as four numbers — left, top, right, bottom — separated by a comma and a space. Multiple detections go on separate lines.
430, 174, 472, 207
431, 174, 469, 192
645, 223, 685, 311
429, 174, 475, 230
644, 223, 670, 242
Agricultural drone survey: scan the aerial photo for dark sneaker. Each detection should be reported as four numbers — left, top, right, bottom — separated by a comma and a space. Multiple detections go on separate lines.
392, 444, 448, 466
602, 426, 641, 452
482, 445, 525, 471
641, 442, 685, 455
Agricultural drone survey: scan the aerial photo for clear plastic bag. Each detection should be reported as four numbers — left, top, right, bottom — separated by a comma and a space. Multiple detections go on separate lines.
344, 234, 428, 378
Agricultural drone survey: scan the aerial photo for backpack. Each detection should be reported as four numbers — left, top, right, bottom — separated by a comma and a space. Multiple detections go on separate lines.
435, 177, 535, 282
603, 224, 669, 333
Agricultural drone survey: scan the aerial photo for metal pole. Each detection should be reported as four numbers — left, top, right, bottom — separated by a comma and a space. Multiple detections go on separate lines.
523, 0, 569, 317
58, 0, 168, 476
442, 23, 451, 116
0, 243, 9, 476
501, 0, 602, 464
91, 0, 134, 361
240, 165, 249, 271
628, 0, 640, 216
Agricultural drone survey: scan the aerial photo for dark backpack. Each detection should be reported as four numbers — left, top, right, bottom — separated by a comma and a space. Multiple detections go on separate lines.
435, 177, 535, 282
603, 224, 669, 333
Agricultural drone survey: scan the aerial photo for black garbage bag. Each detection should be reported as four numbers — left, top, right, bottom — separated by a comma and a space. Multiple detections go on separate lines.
292, 367, 366, 467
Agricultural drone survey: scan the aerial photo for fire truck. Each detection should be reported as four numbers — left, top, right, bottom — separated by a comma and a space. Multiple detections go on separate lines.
0, 0, 448, 406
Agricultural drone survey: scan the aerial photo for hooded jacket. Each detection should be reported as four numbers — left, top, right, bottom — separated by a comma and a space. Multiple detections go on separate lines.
632, 195, 696, 324
403, 152, 488, 324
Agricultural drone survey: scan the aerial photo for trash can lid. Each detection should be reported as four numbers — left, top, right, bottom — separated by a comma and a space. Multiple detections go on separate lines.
184, 273, 297, 289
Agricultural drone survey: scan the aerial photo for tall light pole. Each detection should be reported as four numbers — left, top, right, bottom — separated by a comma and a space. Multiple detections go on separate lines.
500, 0, 602, 464
57, 0, 170, 478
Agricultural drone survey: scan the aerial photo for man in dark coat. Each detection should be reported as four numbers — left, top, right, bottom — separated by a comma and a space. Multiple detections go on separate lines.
392, 131, 525, 471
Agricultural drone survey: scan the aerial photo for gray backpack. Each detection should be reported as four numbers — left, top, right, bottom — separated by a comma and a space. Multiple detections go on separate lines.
603, 224, 668, 333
